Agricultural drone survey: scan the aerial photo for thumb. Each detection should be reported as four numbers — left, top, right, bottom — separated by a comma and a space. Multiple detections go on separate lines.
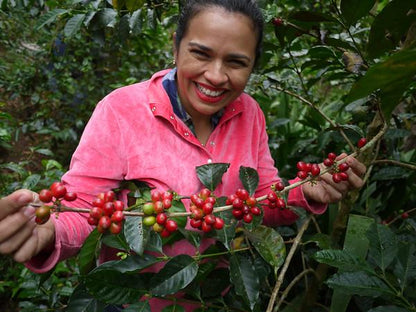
0, 189, 37, 220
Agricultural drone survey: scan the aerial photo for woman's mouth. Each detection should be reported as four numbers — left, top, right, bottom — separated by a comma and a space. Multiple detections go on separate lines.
194, 82, 226, 103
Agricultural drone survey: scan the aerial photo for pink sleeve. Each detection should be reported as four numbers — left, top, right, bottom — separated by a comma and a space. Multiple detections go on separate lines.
253, 107, 327, 226
25, 97, 126, 273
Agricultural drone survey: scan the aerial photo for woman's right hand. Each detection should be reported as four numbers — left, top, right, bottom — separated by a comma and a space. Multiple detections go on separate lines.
0, 189, 55, 263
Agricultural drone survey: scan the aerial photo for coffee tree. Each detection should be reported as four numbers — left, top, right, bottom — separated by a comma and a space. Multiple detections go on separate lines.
1, 0, 415, 311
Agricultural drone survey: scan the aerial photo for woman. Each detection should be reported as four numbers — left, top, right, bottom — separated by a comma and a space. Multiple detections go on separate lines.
0, 0, 366, 310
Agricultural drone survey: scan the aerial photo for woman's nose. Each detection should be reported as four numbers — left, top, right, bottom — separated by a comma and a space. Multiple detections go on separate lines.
204, 61, 228, 86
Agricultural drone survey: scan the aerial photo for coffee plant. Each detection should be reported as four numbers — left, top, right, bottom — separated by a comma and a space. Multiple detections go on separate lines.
1, 0, 415, 311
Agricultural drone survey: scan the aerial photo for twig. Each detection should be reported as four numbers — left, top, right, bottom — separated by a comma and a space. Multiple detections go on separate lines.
275, 268, 316, 311
372, 159, 416, 171
266, 216, 312, 312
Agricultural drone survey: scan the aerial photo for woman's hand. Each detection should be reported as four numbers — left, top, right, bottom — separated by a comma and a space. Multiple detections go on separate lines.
0, 189, 55, 262
302, 153, 367, 204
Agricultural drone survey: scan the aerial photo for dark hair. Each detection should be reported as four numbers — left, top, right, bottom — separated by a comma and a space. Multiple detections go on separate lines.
175, 0, 264, 66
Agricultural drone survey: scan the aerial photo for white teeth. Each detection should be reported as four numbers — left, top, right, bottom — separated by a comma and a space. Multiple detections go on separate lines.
197, 84, 224, 97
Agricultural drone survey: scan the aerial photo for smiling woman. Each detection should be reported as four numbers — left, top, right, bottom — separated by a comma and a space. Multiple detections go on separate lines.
0, 0, 367, 311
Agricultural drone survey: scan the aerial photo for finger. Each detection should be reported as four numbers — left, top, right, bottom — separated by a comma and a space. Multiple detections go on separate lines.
13, 228, 40, 263
0, 221, 36, 255
319, 171, 349, 195
346, 156, 367, 177
0, 206, 36, 243
0, 189, 37, 220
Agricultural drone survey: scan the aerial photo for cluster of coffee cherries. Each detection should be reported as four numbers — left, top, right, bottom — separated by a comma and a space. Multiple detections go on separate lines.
266, 181, 286, 210
322, 153, 351, 183
36, 182, 78, 225
189, 188, 224, 233
87, 191, 125, 234
226, 188, 261, 224
296, 161, 321, 180
142, 190, 178, 238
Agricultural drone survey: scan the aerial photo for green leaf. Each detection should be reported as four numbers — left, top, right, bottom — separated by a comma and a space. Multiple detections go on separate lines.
367, 0, 416, 59
314, 249, 372, 273
97, 8, 117, 27
340, 0, 376, 25
124, 214, 146, 255
245, 225, 286, 274
101, 232, 129, 251
94, 254, 159, 274
85, 269, 148, 304
372, 166, 411, 180
36, 9, 68, 29
66, 284, 106, 312
196, 163, 230, 191
129, 9, 143, 34
326, 271, 393, 297
22, 174, 41, 190
229, 253, 260, 311
304, 233, 332, 250
345, 48, 416, 118
239, 166, 259, 195
78, 229, 101, 275
64, 14, 86, 38
123, 301, 151, 312
150, 255, 198, 296
212, 205, 237, 250
367, 223, 398, 271
393, 242, 416, 292
126, 0, 145, 12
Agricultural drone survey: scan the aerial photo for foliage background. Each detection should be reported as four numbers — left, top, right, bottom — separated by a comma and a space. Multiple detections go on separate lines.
0, 0, 415, 311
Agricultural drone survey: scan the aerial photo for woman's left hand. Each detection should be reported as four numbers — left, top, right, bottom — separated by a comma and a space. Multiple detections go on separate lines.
301, 153, 367, 204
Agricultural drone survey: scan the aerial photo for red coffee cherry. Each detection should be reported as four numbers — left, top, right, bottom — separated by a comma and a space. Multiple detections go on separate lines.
39, 189, 53, 203
202, 202, 214, 215
204, 214, 216, 225
297, 170, 308, 180
162, 198, 172, 209
190, 218, 202, 229
156, 212, 168, 225
213, 217, 225, 230
151, 190, 162, 202
338, 163, 349, 172
111, 210, 124, 223
327, 153, 337, 161
199, 188, 211, 200
246, 196, 257, 207
90, 206, 104, 219
272, 17, 283, 26
243, 213, 253, 224
51, 184, 67, 199
236, 188, 249, 201
109, 222, 122, 235
274, 181, 285, 191
332, 173, 342, 183
113, 200, 124, 211
310, 164, 320, 176
323, 158, 334, 167
357, 137, 367, 148
103, 202, 115, 216
165, 219, 178, 232
251, 206, 261, 216
161, 229, 171, 238
104, 191, 116, 203
401, 212, 409, 219
201, 221, 212, 233
64, 192, 77, 202
98, 216, 111, 231
87, 216, 98, 226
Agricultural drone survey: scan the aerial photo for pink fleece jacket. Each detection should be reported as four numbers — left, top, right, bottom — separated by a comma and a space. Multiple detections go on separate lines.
26, 69, 326, 309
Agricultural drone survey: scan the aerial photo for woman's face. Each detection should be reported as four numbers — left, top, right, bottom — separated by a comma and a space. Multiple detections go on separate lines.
174, 7, 257, 120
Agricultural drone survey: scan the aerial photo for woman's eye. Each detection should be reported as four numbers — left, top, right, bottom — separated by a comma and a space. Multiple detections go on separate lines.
230, 60, 247, 67
191, 50, 208, 58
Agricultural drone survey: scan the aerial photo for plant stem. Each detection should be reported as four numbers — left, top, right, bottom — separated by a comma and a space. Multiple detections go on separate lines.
266, 216, 312, 312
